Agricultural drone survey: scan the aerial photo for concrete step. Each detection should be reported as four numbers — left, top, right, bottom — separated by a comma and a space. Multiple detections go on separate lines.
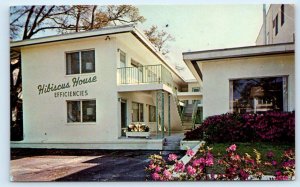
183, 127, 193, 131
163, 145, 181, 151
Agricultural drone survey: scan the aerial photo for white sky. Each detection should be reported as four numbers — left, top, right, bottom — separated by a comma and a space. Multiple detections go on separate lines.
137, 4, 264, 80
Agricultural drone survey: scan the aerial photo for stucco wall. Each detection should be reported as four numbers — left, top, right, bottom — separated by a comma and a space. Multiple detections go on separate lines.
256, 4, 295, 45
188, 82, 201, 92
202, 54, 295, 118
21, 36, 119, 143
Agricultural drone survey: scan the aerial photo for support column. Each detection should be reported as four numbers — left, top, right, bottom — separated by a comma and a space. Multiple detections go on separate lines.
161, 91, 164, 138
156, 91, 159, 139
168, 93, 171, 136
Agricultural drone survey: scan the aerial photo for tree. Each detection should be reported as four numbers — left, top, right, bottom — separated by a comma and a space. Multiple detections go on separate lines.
144, 25, 175, 55
9, 5, 146, 140
10, 6, 73, 40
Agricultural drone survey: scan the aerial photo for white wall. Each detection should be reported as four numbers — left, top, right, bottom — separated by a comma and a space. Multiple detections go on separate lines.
21, 36, 119, 143
202, 54, 295, 118
188, 82, 201, 92
256, 4, 295, 45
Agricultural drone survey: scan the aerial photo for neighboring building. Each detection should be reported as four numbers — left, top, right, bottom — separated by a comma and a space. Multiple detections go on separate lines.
256, 4, 295, 45
183, 43, 295, 118
184, 4, 295, 119
10, 25, 201, 150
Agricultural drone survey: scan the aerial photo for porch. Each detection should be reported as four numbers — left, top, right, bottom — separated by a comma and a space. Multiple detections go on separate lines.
118, 90, 183, 140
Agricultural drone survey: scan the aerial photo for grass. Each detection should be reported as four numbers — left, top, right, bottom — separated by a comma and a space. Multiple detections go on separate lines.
204, 142, 295, 175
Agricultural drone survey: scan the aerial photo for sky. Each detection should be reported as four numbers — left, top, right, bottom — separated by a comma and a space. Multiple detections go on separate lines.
137, 4, 264, 80
10, 4, 264, 80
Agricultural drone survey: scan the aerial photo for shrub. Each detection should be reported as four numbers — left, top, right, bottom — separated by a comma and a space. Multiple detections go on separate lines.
184, 111, 295, 143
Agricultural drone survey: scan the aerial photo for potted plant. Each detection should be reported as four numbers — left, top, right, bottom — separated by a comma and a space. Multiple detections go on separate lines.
126, 123, 150, 138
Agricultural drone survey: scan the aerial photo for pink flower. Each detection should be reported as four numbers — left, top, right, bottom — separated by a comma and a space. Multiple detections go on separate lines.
231, 154, 241, 161
174, 161, 185, 172
149, 163, 156, 169
187, 165, 196, 175
163, 169, 172, 180
239, 169, 249, 180
155, 166, 161, 172
226, 144, 237, 152
272, 160, 277, 166
205, 157, 214, 166
193, 158, 205, 167
152, 172, 160, 181
168, 154, 178, 161
186, 149, 195, 157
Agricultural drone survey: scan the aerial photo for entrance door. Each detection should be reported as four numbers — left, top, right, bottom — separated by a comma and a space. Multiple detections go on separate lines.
121, 100, 127, 136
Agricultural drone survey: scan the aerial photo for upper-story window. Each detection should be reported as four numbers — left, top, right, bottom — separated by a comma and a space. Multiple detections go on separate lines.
281, 4, 285, 26
192, 87, 200, 92
120, 50, 126, 68
66, 50, 95, 75
273, 15, 278, 36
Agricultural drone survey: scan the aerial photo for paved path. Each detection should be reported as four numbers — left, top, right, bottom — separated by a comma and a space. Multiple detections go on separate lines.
10, 149, 184, 181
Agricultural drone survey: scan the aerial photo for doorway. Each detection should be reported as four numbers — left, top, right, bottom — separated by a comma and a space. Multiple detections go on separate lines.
121, 100, 127, 136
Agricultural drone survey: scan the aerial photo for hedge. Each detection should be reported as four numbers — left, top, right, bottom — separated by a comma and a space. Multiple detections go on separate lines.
184, 111, 295, 143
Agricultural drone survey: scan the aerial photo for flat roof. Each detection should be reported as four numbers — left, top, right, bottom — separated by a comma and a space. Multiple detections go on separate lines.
183, 42, 294, 62
183, 42, 295, 82
11, 24, 186, 83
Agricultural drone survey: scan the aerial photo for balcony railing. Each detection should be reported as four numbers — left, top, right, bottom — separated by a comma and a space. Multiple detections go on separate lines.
117, 64, 174, 88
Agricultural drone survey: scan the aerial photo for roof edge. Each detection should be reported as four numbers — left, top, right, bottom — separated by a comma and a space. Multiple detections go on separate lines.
10, 24, 135, 48
183, 42, 294, 62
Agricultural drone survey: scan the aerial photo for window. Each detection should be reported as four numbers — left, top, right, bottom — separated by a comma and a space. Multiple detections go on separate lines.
281, 4, 285, 26
132, 102, 144, 122
192, 87, 200, 92
67, 100, 96, 123
229, 76, 288, 113
120, 50, 126, 68
273, 15, 278, 36
66, 50, 95, 75
149, 105, 156, 122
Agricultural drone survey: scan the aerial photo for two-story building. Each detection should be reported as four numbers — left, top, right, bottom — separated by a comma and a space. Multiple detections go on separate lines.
10, 24, 202, 150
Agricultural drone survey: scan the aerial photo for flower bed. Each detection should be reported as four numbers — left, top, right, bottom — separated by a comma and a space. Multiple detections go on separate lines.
145, 143, 295, 181
184, 111, 295, 143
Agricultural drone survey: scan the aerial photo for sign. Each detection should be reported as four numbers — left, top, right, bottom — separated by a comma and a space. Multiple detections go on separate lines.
37, 75, 97, 98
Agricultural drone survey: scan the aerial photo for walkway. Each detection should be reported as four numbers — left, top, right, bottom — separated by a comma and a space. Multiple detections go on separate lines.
10, 148, 184, 181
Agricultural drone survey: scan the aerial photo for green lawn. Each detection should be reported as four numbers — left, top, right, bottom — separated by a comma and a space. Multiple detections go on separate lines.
205, 142, 295, 175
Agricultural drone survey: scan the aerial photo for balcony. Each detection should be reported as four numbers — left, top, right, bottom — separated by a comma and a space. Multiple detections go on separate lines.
117, 64, 174, 92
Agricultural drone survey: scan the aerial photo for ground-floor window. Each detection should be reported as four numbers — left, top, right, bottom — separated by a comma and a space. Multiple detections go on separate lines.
67, 100, 96, 123
149, 105, 156, 122
132, 102, 144, 122
229, 76, 288, 113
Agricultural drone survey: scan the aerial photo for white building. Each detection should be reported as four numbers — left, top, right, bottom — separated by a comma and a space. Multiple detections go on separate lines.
10, 25, 202, 150
183, 4, 295, 119
183, 43, 295, 118
256, 4, 295, 45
